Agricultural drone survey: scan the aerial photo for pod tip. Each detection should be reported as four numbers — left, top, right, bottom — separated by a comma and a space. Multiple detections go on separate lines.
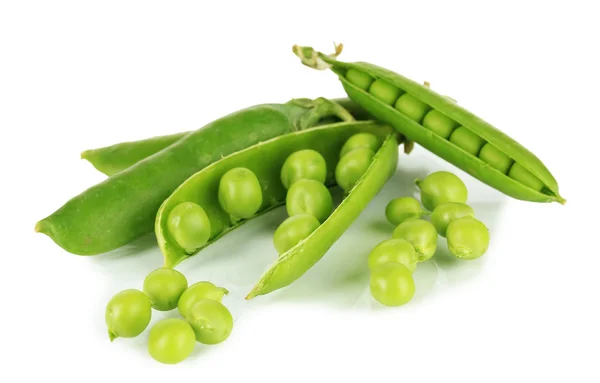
80, 150, 89, 159
34, 220, 46, 234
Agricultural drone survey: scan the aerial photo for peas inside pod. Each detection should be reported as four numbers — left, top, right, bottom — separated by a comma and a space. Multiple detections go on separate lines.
218, 167, 263, 221
280, 149, 327, 189
167, 202, 211, 253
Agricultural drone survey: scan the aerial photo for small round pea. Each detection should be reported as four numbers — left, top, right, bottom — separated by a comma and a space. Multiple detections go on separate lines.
148, 318, 196, 364
167, 202, 211, 253
446, 216, 490, 260
187, 299, 234, 345
385, 197, 428, 226
280, 149, 327, 189
340, 132, 381, 158
286, 179, 333, 223
346, 68, 374, 91
178, 281, 229, 319
394, 94, 430, 123
479, 143, 513, 174
218, 167, 263, 220
422, 109, 458, 139
335, 147, 375, 192
368, 238, 418, 272
415, 171, 468, 211
105, 289, 152, 341
370, 263, 415, 307
449, 127, 486, 156
508, 162, 544, 192
273, 214, 320, 254
143, 268, 188, 311
430, 202, 475, 237
392, 219, 438, 262
368, 79, 404, 106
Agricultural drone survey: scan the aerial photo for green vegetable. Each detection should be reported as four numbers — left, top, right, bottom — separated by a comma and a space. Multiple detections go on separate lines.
167, 202, 211, 253
339, 132, 381, 157
449, 126, 486, 156
286, 179, 333, 223
367, 238, 417, 272
479, 143, 513, 174
430, 202, 475, 237
394, 94, 430, 122
280, 149, 327, 189
178, 281, 229, 319
335, 147, 375, 192
370, 263, 415, 307
446, 216, 490, 260
143, 268, 188, 311
273, 214, 321, 254
415, 171, 468, 211
369, 79, 403, 105
105, 289, 152, 341
187, 300, 234, 345
422, 109, 458, 139
392, 219, 438, 261
218, 167, 263, 221
385, 197, 428, 226
148, 318, 196, 364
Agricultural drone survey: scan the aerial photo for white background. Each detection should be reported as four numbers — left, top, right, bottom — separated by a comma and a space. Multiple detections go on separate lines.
1, 1, 598, 382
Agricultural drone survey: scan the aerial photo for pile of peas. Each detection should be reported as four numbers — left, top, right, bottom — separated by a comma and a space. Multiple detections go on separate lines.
368, 170, 490, 307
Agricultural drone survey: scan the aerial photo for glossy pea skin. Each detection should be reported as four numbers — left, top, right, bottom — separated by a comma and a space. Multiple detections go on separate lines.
143, 268, 188, 311
370, 263, 415, 307
286, 179, 333, 223
178, 281, 229, 319
335, 147, 375, 192
187, 299, 234, 345
430, 202, 475, 237
416, 171, 468, 211
369, 79, 404, 105
218, 167, 263, 220
346, 68, 374, 90
273, 214, 320, 254
479, 143, 513, 174
280, 149, 327, 189
340, 132, 381, 158
368, 238, 418, 272
449, 127, 486, 156
446, 216, 490, 260
148, 318, 196, 364
392, 219, 438, 262
422, 110, 458, 139
385, 197, 428, 226
105, 289, 152, 341
167, 202, 211, 253
509, 162, 544, 192
394, 94, 430, 123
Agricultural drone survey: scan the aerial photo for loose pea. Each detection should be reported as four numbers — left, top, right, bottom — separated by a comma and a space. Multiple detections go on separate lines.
105, 289, 152, 341
446, 216, 490, 260
394, 93, 430, 123
346, 68, 374, 90
280, 149, 327, 189
508, 162, 544, 192
392, 219, 438, 261
143, 268, 188, 311
178, 281, 229, 319
335, 147, 375, 192
286, 179, 333, 223
187, 299, 234, 345
415, 171, 468, 211
369, 79, 404, 106
449, 127, 486, 156
340, 132, 381, 158
422, 110, 458, 139
430, 202, 475, 237
368, 238, 418, 272
370, 263, 415, 307
479, 143, 513, 174
167, 202, 211, 253
385, 197, 428, 226
148, 318, 196, 364
218, 167, 263, 220
273, 214, 320, 254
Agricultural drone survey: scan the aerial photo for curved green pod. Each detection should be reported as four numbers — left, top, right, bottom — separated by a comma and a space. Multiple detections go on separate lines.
156, 121, 400, 268
35, 98, 357, 255
293, 44, 565, 204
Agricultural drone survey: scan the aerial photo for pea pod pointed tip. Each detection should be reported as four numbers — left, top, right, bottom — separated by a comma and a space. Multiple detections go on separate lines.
80, 150, 89, 160
34, 219, 49, 234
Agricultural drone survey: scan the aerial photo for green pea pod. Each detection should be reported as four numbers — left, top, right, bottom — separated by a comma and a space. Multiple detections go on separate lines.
35, 98, 357, 255
293, 44, 565, 204
80, 98, 373, 177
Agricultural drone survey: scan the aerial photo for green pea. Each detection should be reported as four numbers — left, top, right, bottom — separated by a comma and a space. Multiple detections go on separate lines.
394, 93, 430, 123
346, 68, 374, 90
385, 197, 428, 226
187, 299, 234, 345
508, 162, 544, 192
370, 263, 415, 307
369, 79, 404, 105
273, 214, 320, 254
280, 149, 327, 189
105, 289, 152, 341
143, 268, 188, 311
392, 219, 438, 261
218, 167, 263, 220
178, 281, 229, 319
167, 202, 211, 253
446, 216, 490, 260
368, 238, 417, 272
422, 109, 458, 139
449, 126, 486, 156
340, 132, 381, 158
479, 143, 513, 174
286, 179, 333, 223
430, 202, 475, 237
335, 147, 375, 192
415, 171, 468, 211
148, 318, 196, 364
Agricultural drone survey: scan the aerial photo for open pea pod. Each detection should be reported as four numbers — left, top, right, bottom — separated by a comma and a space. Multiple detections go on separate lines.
293, 44, 565, 204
